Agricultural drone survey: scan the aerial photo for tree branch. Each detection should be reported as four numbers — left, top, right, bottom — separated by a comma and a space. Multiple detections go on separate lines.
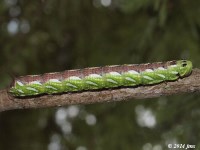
0, 69, 200, 112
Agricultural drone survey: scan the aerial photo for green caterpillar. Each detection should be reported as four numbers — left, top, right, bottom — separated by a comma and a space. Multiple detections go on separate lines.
9, 60, 193, 97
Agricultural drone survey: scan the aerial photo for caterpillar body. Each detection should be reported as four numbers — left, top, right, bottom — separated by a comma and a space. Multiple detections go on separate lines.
9, 60, 193, 97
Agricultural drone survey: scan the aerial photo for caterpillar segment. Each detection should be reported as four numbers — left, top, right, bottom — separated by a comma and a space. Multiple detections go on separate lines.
43, 72, 63, 94
9, 60, 193, 97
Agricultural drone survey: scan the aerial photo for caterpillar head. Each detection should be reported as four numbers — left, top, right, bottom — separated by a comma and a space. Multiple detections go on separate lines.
176, 60, 193, 77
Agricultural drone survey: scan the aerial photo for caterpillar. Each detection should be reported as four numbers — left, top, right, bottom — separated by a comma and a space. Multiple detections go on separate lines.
9, 60, 192, 97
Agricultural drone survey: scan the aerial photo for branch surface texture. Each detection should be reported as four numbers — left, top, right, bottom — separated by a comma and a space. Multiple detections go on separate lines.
0, 69, 200, 112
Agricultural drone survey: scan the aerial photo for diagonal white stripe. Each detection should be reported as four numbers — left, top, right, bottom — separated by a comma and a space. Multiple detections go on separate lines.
143, 76, 153, 80
125, 77, 136, 82
86, 81, 98, 86
66, 83, 78, 88
107, 79, 118, 84
26, 87, 38, 92
17, 81, 24, 86
157, 74, 165, 78
45, 85, 58, 90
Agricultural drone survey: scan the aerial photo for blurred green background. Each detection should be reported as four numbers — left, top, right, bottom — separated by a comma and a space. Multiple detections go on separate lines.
0, 0, 200, 150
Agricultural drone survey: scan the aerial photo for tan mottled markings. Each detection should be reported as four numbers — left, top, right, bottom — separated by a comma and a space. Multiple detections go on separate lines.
102, 65, 123, 74
122, 64, 140, 74
139, 63, 151, 73
12, 60, 176, 86
63, 69, 83, 80
144, 63, 150, 66
82, 67, 103, 76
166, 60, 176, 67
16, 75, 42, 85
12, 61, 165, 87
151, 62, 165, 69
43, 72, 63, 83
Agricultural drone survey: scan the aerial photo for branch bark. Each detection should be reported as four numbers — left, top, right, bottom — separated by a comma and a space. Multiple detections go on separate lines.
0, 69, 200, 112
